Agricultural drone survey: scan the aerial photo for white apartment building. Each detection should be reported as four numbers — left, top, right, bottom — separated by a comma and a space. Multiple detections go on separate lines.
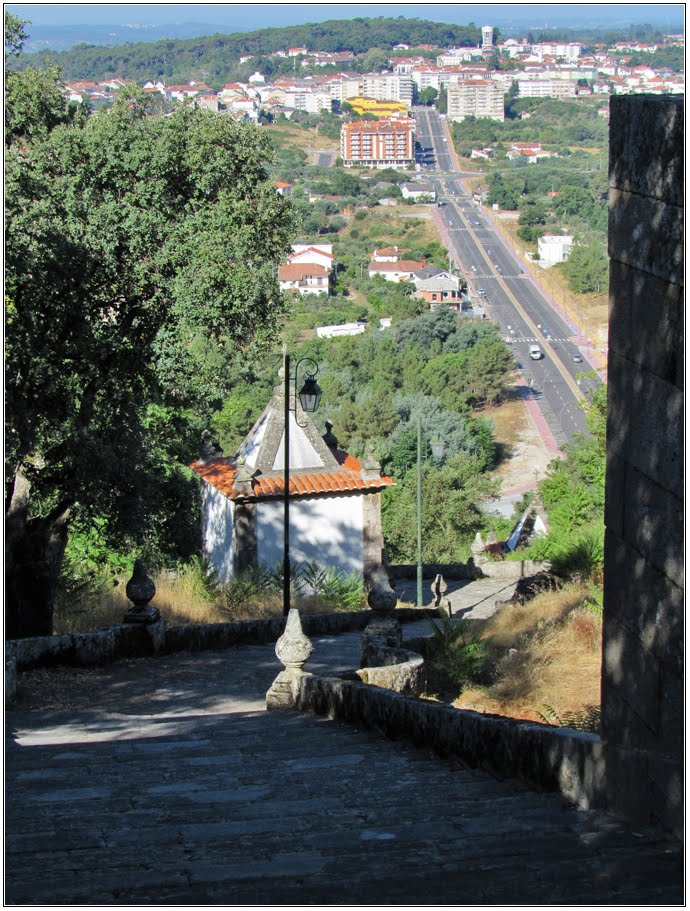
515, 77, 577, 99
529, 42, 583, 61
437, 48, 478, 65
283, 89, 333, 113
359, 74, 415, 106
326, 77, 365, 103
447, 80, 504, 122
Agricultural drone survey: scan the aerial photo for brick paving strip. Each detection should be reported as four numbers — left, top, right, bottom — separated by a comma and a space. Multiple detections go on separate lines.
6, 630, 683, 905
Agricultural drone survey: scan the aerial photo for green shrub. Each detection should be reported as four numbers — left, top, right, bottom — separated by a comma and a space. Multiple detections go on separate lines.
427, 606, 488, 694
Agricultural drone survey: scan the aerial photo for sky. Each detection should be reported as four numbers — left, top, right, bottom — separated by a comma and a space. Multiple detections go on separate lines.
6, 2, 686, 30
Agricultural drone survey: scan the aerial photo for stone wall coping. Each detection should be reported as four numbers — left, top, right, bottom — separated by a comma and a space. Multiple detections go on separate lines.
6, 608, 442, 671
294, 671, 606, 811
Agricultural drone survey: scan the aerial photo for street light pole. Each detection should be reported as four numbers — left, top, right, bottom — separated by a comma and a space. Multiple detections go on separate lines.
282, 348, 322, 617
283, 349, 291, 618
417, 414, 423, 608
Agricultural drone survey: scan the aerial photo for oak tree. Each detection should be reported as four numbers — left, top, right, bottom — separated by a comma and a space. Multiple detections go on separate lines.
5, 66, 294, 636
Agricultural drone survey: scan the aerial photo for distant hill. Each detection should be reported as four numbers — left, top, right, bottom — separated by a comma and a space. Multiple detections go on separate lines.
9, 16, 481, 86
19, 22, 243, 53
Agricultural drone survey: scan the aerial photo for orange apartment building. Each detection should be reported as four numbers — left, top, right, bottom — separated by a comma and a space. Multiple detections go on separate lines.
340, 117, 415, 169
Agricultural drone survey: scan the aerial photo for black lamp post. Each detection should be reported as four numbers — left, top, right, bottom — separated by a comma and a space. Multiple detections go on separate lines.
283, 348, 322, 616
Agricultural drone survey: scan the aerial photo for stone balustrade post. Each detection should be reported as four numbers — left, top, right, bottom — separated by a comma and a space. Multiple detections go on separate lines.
123, 559, 160, 625
361, 564, 401, 669
266, 608, 313, 711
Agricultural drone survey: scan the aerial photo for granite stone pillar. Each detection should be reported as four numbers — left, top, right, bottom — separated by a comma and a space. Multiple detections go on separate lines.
602, 94, 683, 837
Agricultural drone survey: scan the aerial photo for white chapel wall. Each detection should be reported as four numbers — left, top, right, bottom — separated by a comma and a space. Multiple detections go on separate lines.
201, 482, 235, 584
256, 494, 364, 577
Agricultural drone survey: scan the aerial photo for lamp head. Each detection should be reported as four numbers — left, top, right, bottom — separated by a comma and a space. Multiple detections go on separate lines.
298, 374, 322, 413
431, 438, 445, 460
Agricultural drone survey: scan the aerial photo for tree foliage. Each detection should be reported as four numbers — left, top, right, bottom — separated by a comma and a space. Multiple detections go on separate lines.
563, 239, 609, 293
5, 52, 295, 636
10, 17, 481, 85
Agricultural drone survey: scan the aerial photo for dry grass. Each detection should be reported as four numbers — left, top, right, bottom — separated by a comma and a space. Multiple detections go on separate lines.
265, 120, 339, 153
53, 567, 365, 634
453, 582, 602, 724
483, 387, 555, 492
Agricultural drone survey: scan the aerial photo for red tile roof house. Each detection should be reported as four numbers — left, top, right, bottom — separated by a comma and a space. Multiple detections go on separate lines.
368, 259, 426, 282
190, 382, 393, 585
278, 262, 331, 296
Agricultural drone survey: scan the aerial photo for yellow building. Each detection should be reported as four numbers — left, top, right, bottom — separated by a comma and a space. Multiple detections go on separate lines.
346, 97, 408, 118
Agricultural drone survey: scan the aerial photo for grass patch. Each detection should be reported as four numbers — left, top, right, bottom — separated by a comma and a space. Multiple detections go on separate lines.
53, 561, 367, 634
451, 581, 602, 727
265, 120, 339, 152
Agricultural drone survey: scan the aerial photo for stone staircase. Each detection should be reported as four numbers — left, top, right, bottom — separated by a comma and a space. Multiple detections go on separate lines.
5, 621, 683, 905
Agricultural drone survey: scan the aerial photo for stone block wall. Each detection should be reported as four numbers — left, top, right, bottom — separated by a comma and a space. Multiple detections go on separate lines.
602, 95, 683, 836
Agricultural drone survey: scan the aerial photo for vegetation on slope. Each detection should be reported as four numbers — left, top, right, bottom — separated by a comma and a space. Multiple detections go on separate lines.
9, 17, 481, 85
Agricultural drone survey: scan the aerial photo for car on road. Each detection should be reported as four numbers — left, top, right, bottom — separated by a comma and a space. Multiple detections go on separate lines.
542, 327, 550, 335
529, 345, 544, 360
573, 354, 583, 363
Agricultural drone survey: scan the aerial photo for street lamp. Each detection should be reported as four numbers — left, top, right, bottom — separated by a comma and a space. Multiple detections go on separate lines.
283, 348, 322, 616
416, 415, 445, 607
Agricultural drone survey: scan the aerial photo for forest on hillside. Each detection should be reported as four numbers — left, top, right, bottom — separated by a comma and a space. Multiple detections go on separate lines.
8, 17, 482, 85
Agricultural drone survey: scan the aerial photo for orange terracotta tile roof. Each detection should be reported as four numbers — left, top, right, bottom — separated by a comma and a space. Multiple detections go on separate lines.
369, 259, 425, 272
278, 263, 330, 281
190, 451, 394, 501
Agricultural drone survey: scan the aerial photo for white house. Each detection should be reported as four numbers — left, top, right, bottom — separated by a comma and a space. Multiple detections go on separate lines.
278, 263, 331, 295
538, 234, 574, 267
278, 244, 334, 296
190, 385, 394, 585
400, 181, 436, 202
288, 244, 334, 271
316, 322, 367, 338
369, 245, 408, 262
368, 259, 426, 282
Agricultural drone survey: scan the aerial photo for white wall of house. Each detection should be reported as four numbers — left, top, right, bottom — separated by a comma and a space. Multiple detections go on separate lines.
201, 483, 236, 584
538, 234, 573, 266
256, 495, 364, 577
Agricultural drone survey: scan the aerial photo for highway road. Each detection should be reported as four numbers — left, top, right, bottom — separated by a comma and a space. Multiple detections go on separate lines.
412, 106, 600, 446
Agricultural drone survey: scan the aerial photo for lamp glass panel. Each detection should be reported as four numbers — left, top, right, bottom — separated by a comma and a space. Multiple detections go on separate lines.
298, 377, 322, 412
431, 439, 445, 459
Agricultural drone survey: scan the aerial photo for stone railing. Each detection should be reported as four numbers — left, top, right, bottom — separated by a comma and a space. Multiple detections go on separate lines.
266, 606, 605, 812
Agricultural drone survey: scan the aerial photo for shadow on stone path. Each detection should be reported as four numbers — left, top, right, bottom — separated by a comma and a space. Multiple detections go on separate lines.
6, 635, 684, 905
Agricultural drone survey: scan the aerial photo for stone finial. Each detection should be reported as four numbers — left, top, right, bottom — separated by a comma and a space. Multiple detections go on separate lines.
471, 532, 485, 555
360, 448, 382, 481
430, 573, 447, 607
199, 429, 216, 461
275, 608, 313, 670
199, 429, 223, 462
234, 456, 256, 492
267, 608, 313, 711
366, 564, 397, 616
123, 560, 160, 624
362, 564, 401, 666
322, 420, 338, 449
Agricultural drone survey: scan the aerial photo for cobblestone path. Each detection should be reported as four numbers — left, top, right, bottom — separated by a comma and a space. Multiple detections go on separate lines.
5, 636, 683, 905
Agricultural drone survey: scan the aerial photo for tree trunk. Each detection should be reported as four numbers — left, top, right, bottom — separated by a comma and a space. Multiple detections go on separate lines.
5, 470, 71, 639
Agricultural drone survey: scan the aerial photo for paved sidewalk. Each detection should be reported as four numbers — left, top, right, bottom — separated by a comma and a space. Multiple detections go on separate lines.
6, 625, 683, 905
